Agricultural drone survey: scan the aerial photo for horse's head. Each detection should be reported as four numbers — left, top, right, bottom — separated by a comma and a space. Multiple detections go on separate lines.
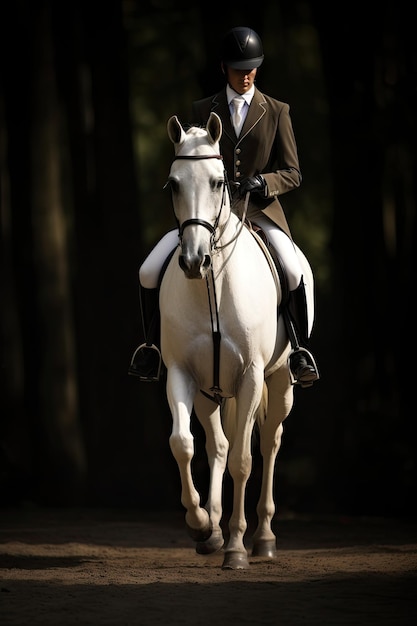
165, 113, 230, 279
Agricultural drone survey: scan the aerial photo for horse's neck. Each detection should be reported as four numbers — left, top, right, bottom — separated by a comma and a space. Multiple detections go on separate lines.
220, 205, 242, 241
211, 210, 246, 277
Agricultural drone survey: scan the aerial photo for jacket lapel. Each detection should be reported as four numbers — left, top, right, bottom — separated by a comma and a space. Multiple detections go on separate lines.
210, 91, 235, 141
240, 88, 267, 138
210, 88, 267, 142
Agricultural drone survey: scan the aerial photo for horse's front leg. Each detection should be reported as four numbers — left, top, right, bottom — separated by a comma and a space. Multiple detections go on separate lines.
166, 366, 211, 541
193, 392, 229, 554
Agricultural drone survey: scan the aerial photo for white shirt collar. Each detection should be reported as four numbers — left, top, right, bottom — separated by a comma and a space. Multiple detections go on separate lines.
226, 84, 255, 106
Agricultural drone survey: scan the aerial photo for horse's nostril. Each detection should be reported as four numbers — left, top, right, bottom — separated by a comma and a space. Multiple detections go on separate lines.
203, 254, 211, 269
178, 255, 187, 272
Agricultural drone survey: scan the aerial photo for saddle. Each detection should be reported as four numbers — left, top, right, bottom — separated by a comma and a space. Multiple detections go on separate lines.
244, 220, 290, 309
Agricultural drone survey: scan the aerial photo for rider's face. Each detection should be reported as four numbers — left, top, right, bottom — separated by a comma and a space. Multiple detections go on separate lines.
224, 65, 258, 94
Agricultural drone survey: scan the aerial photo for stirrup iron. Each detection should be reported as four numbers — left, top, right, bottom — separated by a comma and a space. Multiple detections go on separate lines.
287, 346, 320, 388
128, 342, 162, 382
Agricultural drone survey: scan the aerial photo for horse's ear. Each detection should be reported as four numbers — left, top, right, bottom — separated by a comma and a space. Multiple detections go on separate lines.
167, 115, 186, 146
206, 112, 222, 145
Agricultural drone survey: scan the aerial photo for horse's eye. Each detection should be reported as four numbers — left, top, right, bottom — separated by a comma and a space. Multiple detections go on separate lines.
211, 179, 224, 191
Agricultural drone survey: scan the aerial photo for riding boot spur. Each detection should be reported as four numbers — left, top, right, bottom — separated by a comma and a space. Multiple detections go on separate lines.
128, 286, 162, 381
283, 278, 319, 388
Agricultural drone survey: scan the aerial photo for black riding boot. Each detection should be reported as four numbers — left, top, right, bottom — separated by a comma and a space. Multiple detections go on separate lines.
283, 278, 319, 388
128, 286, 162, 381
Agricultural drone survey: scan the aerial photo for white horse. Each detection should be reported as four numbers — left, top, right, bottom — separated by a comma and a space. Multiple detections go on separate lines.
159, 112, 314, 570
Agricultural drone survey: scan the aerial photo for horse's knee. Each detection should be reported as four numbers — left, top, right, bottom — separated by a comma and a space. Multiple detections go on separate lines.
169, 433, 194, 463
228, 450, 252, 481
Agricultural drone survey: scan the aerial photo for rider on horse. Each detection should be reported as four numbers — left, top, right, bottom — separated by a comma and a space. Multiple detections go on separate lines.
129, 27, 319, 388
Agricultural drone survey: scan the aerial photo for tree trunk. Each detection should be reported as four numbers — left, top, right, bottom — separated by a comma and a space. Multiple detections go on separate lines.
30, 4, 87, 502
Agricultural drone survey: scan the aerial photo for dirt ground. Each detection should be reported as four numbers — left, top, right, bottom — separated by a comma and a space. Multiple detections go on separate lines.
0, 507, 416, 625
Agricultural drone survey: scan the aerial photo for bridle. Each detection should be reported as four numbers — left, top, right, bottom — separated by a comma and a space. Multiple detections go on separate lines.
168, 153, 248, 251
165, 152, 250, 405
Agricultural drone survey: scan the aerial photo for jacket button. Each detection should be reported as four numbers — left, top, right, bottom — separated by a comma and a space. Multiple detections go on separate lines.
236, 172, 241, 178
235, 148, 241, 154
236, 159, 241, 166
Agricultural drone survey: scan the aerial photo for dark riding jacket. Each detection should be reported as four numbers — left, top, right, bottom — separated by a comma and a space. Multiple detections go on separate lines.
192, 87, 301, 239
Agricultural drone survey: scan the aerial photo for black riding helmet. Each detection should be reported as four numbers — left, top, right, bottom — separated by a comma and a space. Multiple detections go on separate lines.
221, 27, 264, 70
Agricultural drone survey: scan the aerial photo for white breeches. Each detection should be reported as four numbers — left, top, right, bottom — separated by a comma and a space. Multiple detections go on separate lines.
250, 215, 302, 291
139, 229, 179, 289
139, 219, 302, 292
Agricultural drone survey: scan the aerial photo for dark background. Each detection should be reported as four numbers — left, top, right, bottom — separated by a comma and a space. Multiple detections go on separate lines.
1, 0, 415, 519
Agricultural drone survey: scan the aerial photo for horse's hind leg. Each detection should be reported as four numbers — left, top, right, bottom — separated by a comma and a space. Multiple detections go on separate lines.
192, 392, 228, 554
222, 372, 265, 569
252, 373, 293, 557
251, 421, 283, 557
167, 367, 211, 541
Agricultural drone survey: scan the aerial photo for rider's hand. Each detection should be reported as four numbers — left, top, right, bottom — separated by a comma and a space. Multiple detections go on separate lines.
238, 175, 266, 198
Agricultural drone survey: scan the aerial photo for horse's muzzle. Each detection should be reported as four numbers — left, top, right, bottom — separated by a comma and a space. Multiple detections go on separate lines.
178, 253, 211, 279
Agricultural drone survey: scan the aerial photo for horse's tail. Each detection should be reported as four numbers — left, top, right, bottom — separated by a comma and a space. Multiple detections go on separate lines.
221, 383, 268, 445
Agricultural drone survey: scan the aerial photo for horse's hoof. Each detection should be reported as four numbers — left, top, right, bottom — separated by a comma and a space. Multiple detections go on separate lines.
222, 551, 250, 570
196, 529, 224, 554
252, 539, 277, 558
186, 520, 212, 543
